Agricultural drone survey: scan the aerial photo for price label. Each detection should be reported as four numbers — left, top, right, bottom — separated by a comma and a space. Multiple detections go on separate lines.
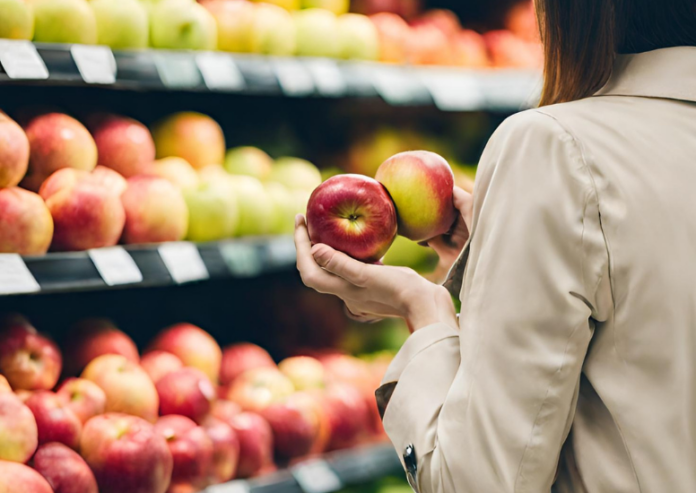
273, 58, 314, 96
219, 243, 262, 277
421, 69, 484, 111
266, 237, 296, 267
206, 480, 251, 493
371, 65, 423, 106
155, 53, 202, 89
71, 45, 117, 84
0, 254, 40, 295
304, 58, 346, 97
88, 247, 143, 286
292, 459, 343, 493
196, 52, 245, 91
0, 40, 48, 80
158, 242, 209, 284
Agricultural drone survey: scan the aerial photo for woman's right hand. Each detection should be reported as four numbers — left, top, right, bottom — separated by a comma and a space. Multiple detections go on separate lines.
427, 187, 474, 283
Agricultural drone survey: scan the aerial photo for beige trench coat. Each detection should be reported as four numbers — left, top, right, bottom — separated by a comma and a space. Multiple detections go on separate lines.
377, 47, 696, 493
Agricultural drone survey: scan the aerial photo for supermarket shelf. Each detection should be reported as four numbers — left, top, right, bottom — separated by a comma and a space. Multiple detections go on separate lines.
0, 236, 297, 296
0, 40, 541, 111
204, 443, 402, 493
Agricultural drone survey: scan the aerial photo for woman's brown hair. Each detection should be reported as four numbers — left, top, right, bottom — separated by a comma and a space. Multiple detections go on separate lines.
536, 0, 696, 106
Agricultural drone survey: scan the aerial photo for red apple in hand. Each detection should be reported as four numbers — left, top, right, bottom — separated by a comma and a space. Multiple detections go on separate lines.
0, 392, 38, 463
33, 442, 98, 493
375, 151, 456, 242
200, 415, 240, 485
56, 378, 107, 424
219, 343, 276, 386
306, 174, 398, 263
80, 413, 173, 493
25, 391, 82, 449
156, 368, 216, 422
0, 460, 53, 493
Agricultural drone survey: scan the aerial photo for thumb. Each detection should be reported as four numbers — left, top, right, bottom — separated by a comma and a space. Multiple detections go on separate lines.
311, 244, 370, 287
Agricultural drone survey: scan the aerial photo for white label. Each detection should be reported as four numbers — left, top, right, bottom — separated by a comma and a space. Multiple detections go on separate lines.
71, 45, 117, 84
0, 40, 48, 80
219, 243, 262, 277
88, 247, 143, 286
274, 58, 314, 96
155, 53, 202, 89
0, 254, 40, 295
206, 480, 251, 493
293, 459, 343, 493
196, 52, 245, 91
158, 242, 209, 284
304, 58, 346, 97
371, 65, 419, 105
421, 69, 484, 111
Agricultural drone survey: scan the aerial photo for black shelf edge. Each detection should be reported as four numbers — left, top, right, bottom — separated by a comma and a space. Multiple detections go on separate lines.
0, 41, 541, 111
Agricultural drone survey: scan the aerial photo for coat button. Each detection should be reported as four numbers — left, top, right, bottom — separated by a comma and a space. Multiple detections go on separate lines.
403, 444, 420, 493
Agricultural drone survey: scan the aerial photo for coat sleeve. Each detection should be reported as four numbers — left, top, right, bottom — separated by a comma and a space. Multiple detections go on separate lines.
377, 109, 613, 493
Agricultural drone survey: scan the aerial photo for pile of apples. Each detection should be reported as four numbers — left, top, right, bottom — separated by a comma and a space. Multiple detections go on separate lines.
0, 315, 390, 493
0, 110, 318, 255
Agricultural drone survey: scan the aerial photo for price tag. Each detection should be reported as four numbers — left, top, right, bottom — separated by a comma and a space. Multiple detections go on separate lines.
88, 247, 143, 286
158, 242, 209, 284
421, 69, 484, 111
0, 254, 40, 295
154, 53, 202, 89
70, 45, 117, 84
304, 58, 346, 97
196, 52, 246, 91
0, 40, 49, 80
292, 459, 343, 493
273, 58, 314, 96
266, 237, 296, 267
206, 480, 251, 493
219, 243, 262, 277
371, 65, 423, 106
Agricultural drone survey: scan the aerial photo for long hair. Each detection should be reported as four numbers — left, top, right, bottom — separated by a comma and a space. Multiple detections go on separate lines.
536, 0, 696, 106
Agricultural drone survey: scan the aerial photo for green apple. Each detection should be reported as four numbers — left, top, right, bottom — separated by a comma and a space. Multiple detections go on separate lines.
293, 8, 339, 58
383, 235, 437, 270
227, 175, 274, 236
301, 0, 348, 15
92, 0, 149, 49
0, 0, 34, 40
32, 0, 97, 44
150, 0, 217, 50
251, 0, 299, 11
266, 182, 296, 234
337, 13, 379, 60
184, 181, 238, 242
292, 189, 311, 216
250, 2, 296, 56
320, 166, 342, 182
201, 0, 254, 53
268, 156, 322, 191
224, 146, 273, 181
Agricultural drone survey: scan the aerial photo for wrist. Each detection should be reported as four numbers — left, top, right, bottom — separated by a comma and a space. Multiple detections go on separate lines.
404, 284, 457, 333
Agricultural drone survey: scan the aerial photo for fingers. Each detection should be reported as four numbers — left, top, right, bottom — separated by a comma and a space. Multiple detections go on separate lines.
311, 243, 371, 288
452, 187, 473, 230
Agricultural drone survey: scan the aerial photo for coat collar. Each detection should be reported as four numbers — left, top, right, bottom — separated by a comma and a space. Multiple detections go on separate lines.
595, 46, 696, 102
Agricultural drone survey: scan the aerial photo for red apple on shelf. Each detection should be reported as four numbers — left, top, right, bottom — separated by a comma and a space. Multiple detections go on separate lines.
89, 114, 156, 178
0, 112, 30, 188
210, 399, 242, 423
226, 368, 295, 413
0, 375, 10, 393
89, 165, 128, 196
219, 343, 276, 386
227, 412, 273, 478
153, 415, 214, 492
354, 0, 421, 19
278, 356, 325, 391
290, 390, 331, 454
0, 392, 38, 463
152, 112, 226, 170
411, 8, 460, 38
375, 151, 456, 242
322, 383, 371, 450
306, 174, 398, 263
56, 378, 107, 424
200, 415, 240, 485
407, 23, 452, 65
0, 187, 54, 255
140, 350, 184, 384
369, 12, 410, 63
148, 323, 222, 383
25, 391, 82, 449
81, 354, 159, 422
32, 442, 98, 493
261, 396, 320, 460
0, 317, 61, 391
452, 29, 490, 68
156, 367, 216, 422
63, 319, 139, 377
80, 413, 173, 493
0, 460, 53, 493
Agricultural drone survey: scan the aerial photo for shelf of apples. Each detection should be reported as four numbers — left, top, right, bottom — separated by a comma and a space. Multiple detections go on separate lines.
0, 316, 396, 493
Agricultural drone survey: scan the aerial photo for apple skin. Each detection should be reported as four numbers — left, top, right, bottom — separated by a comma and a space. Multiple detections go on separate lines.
226, 368, 295, 413
201, 0, 255, 53
80, 413, 173, 493
210, 399, 242, 423
227, 412, 274, 478
268, 157, 322, 192
25, 391, 83, 450
89, 115, 155, 178
261, 398, 319, 460
148, 323, 222, 383
0, 318, 61, 391
184, 181, 239, 242
452, 29, 490, 69
156, 368, 216, 423
278, 356, 325, 391
200, 415, 240, 484
0, 112, 29, 188
0, 375, 10, 393
306, 174, 398, 263
407, 23, 452, 65
293, 8, 340, 58
153, 415, 214, 491
152, 112, 225, 170
81, 354, 159, 423
219, 343, 276, 387
0, 460, 53, 493
375, 151, 457, 242
337, 13, 379, 60
369, 13, 410, 63
0, 392, 38, 463
140, 350, 184, 384
91, 0, 149, 49
0, 0, 34, 40
0, 187, 54, 255
151, 157, 200, 192
224, 146, 273, 181
150, 0, 218, 51
31, 0, 97, 44
249, 2, 297, 56
322, 383, 371, 450
56, 378, 107, 424
32, 442, 98, 493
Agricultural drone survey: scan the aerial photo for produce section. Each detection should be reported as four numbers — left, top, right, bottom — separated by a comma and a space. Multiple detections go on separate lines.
0, 0, 540, 491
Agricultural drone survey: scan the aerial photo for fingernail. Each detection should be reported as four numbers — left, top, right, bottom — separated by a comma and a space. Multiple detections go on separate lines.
295, 214, 304, 228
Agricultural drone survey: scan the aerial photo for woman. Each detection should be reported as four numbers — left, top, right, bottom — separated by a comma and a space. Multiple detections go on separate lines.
296, 0, 696, 491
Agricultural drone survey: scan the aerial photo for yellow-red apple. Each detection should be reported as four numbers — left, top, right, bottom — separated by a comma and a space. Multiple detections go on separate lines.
227, 412, 273, 478
201, 0, 255, 53
219, 343, 275, 387
337, 13, 379, 60
369, 12, 410, 63
152, 112, 225, 170
140, 350, 183, 384
306, 174, 397, 262
56, 378, 107, 424
0, 187, 53, 255
151, 157, 200, 191
0, 318, 61, 391
210, 399, 242, 423
278, 356, 325, 390
226, 368, 294, 412
452, 29, 490, 68
25, 391, 82, 449
156, 368, 216, 422
0, 460, 52, 493
90, 166, 128, 196
89, 114, 155, 178
224, 146, 273, 180
269, 156, 321, 191
200, 415, 239, 484
0, 392, 38, 463
407, 23, 452, 65
249, 3, 297, 56
0, 112, 29, 188
0, 375, 10, 393
33, 442, 98, 493
293, 8, 340, 58
148, 323, 222, 383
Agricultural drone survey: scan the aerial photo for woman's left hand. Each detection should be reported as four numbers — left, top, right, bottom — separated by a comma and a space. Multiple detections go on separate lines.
295, 215, 458, 332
